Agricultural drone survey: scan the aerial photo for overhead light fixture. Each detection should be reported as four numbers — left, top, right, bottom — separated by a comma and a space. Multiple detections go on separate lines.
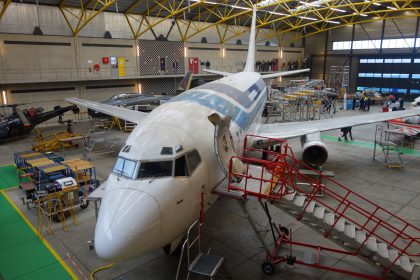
326, 20, 340, 24
364, 0, 380, 5
222, 48, 226, 58
270, 11, 288, 16
330, 8, 346, 12
298, 1, 321, 7
299, 16, 318, 21
2, 90, 7, 105
387, 6, 397, 10
353, 12, 368, 17
256, 0, 277, 7
280, 48, 283, 59
138, 83, 142, 94
184, 47, 187, 57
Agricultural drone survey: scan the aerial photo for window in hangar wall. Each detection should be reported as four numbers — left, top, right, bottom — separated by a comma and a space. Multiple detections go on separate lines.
356, 56, 420, 96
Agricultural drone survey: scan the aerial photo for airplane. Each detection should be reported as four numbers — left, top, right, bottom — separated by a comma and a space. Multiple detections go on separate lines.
65, 7, 420, 262
411, 96, 420, 107
88, 72, 202, 118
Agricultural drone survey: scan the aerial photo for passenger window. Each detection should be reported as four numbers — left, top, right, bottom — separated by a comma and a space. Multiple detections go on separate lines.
186, 150, 201, 174
175, 156, 189, 177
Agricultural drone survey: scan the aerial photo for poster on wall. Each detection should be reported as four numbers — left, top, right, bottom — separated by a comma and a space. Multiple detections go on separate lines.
118, 57, 126, 77
111, 57, 118, 78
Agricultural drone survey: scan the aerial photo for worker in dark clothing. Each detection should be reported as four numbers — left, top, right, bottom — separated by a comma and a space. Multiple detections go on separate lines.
398, 97, 404, 110
366, 97, 371, 111
352, 97, 356, 110
338, 127, 353, 141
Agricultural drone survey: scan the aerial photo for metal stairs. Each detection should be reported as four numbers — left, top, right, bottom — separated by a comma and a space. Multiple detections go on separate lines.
223, 134, 419, 279
275, 190, 416, 279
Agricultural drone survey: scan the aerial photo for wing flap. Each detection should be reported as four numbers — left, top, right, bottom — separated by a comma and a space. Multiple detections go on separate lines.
255, 108, 420, 139
66, 97, 148, 124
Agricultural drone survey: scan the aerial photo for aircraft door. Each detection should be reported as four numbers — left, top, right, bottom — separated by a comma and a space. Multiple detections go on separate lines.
208, 113, 245, 179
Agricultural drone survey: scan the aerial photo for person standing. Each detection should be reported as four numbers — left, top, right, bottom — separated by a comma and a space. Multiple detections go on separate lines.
172, 60, 179, 74
398, 97, 404, 110
205, 60, 211, 69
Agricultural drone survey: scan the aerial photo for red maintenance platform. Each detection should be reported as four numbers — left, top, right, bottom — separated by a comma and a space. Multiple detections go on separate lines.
217, 134, 419, 279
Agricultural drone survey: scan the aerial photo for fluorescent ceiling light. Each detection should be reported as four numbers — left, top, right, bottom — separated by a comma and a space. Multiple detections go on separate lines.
299, 16, 318, 21
364, 0, 381, 5
298, 1, 321, 7
256, 0, 277, 7
269, 11, 288, 16
387, 6, 397, 10
353, 12, 368, 17
330, 8, 346, 12
326, 20, 340, 24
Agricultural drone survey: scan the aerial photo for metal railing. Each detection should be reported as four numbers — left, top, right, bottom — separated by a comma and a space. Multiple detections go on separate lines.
0, 65, 290, 83
228, 134, 419, 275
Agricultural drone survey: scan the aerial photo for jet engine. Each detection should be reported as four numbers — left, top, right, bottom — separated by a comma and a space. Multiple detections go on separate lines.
300, 132, 328, 167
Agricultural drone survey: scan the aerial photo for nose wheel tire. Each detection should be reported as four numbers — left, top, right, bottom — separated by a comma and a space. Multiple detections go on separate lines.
261, 261, 275, 275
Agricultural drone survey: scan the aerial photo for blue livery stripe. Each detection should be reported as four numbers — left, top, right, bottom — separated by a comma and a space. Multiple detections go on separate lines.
170, 83, 266, 130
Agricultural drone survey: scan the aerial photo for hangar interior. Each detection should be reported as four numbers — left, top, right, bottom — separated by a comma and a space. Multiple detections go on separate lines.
0, 0, 419, 279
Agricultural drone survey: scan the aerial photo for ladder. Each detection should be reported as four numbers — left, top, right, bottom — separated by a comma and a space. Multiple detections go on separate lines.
221, 135, 419, 279
373, 124, 404, 168
175, 221, 224, 280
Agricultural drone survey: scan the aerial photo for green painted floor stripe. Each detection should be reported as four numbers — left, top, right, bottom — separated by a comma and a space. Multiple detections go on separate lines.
321, 134, 420, 157
0, 165, 28, 190
0, 193, 72, 280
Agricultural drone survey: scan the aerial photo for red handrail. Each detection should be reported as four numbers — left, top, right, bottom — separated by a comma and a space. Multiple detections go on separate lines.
228, 135, 419, 263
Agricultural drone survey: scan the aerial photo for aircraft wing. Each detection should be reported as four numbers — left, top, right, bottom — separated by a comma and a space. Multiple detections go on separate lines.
65, 97, 148, 124
203, 69, 232, 76
254, 108, 420, 139
261, 68, 310, 79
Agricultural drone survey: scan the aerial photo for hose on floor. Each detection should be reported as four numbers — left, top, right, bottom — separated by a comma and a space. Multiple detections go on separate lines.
90, 263, 115, 280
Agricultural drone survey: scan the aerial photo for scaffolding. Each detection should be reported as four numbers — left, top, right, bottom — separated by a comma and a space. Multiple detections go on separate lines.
36, 185, 79, 235
373, 124, 404, 168
328, 66, 350, 92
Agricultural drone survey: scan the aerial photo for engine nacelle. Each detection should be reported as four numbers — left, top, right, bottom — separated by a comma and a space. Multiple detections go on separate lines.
300, 132, 328, 167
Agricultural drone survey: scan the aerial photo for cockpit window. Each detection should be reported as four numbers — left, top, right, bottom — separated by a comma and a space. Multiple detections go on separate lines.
186, 150, 201, 174
113, 157, 137, 179
138, 161, 173, 179
175, 156, 189, 177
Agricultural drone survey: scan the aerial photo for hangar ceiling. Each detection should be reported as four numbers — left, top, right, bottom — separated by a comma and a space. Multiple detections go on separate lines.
0, 0, 419, 42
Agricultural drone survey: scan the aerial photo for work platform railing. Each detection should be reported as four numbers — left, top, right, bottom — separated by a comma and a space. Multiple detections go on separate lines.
225, 134, 419, 279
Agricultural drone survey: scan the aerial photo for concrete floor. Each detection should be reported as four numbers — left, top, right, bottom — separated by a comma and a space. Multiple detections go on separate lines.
1, 105, 419, 280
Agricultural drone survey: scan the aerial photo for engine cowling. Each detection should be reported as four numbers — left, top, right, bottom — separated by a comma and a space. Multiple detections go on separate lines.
300, 132, 328, 167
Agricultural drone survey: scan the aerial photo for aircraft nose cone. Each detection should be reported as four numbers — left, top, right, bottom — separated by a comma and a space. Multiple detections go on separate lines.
94, 188, 162, 261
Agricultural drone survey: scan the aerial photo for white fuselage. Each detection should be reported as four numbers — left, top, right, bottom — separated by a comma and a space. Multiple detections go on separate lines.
95, 72, 267, 261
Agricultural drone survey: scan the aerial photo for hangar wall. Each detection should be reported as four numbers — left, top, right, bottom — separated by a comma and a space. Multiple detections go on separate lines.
0, 2, 306, 126
305, 17, 419, 95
